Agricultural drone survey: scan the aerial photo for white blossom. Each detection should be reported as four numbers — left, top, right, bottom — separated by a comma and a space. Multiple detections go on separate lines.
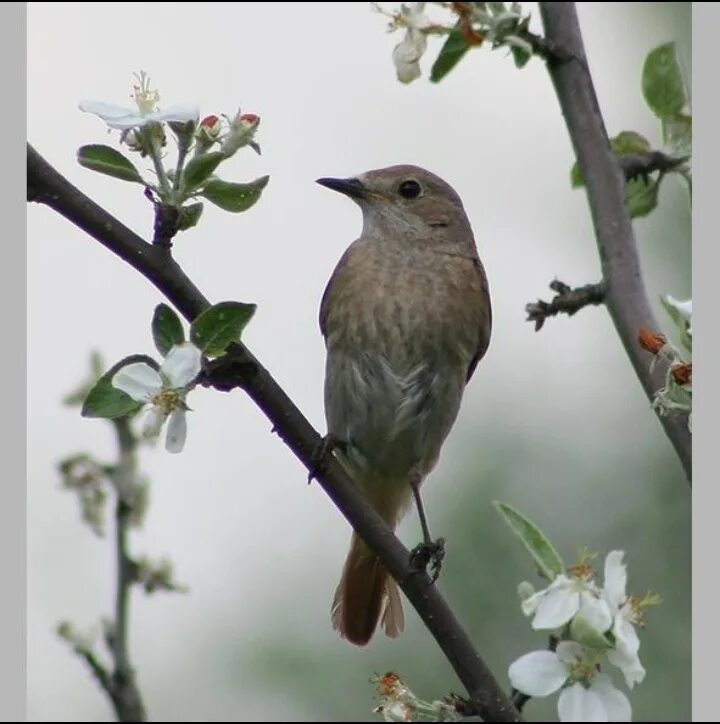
80, 71, 198, 130
112, 342, 202, 453
392, 3, 430, 83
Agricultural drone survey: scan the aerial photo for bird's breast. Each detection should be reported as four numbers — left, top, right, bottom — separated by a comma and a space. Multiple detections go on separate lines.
323, 240, 486, 482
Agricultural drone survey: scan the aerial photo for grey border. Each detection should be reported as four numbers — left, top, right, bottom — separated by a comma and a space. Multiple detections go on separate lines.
1, 2, 27, 720
693, 3, 711, 722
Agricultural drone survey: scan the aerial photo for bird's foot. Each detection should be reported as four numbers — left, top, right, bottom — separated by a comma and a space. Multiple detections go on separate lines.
409, 537, 446, 583
307, 433, 346, 484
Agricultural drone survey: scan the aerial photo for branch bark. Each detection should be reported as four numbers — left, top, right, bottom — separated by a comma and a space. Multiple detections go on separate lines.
27, 143, 522, 723
539, 2, 692, 482
109, 418, 147, 722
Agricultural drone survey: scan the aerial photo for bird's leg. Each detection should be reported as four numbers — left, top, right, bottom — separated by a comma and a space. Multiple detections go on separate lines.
408, 478, 445, 583
307, 433, 346, 485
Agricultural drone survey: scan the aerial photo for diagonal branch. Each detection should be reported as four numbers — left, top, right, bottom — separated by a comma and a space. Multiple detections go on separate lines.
27, 143, 522, 723
538, 2, 691, 482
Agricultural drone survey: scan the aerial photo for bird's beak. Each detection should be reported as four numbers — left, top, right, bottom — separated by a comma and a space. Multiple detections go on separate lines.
316, 176, 367, 200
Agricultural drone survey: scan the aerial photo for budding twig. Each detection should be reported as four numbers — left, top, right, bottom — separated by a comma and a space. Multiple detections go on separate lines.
526, 279, 607, 331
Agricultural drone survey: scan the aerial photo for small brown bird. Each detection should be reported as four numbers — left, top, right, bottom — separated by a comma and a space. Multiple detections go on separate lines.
317, 165, 492, 646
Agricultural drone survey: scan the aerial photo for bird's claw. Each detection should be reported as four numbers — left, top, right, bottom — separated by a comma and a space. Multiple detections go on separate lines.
409, 537, 446, 583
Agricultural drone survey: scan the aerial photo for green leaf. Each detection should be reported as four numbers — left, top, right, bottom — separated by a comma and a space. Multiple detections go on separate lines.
642, 42, 687, 120
571, 131, 652, 188
177, 202, 204, 231
611, 130, 652, 156
494, 501, 565, 582
430, 30, 472, 83
181, 151, 224, 192
81, 355, 159, 419
569, 615, 612, 650
510, 42, 532, 69
626, 176, 660, 218
152, 304, 185, 357
77, 144, 144, 183
190, 301, 257, 357
201, 176, 269, 213
570, 162, 584, 189
662, 113, 692, 155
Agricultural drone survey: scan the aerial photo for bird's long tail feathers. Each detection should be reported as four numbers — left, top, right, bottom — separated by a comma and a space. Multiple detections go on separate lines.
331, 532, 405, 646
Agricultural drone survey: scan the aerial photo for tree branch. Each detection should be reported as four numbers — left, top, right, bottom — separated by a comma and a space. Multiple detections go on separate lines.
27, 143, 522, 722
108, 418, 147, 722
525, 279, 606, 331
538, 3, 691, 482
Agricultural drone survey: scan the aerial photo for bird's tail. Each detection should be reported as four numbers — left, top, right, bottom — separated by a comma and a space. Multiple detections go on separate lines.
331, 531, 405, 646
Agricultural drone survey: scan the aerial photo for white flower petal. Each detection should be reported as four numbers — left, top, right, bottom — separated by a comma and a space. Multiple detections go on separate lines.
79, 100, 135, 120
607, 648, 645, 689
578, 592, 613, 634
161, 342, 202, 388
142, 407, 167, 439
508, 651, 568, 697
664, 295, 692, 321
591, 675, 632, 722
533, 587, 579, 630
393, 29, 427, 83
165, 410, 187, 453
558, 683, 607, 722
603, 551, 627, 611
112, 363, 163, 402
556, 641, 584, 665
105, 116, 150, 130
614, 611, 640, 654
521, 588, 544, 617
150, 104, 200, 124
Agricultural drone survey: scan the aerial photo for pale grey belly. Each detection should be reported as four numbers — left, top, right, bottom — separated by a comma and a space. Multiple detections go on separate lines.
324, 348, 466, 482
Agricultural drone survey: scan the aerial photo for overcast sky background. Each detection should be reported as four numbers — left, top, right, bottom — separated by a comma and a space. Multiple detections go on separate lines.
28, 3, 691, 721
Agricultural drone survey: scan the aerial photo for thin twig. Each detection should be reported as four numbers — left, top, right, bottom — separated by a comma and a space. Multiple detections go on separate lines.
525, 279, 606, 331
108, 418, 146, 722
539, 2, 691, 482
619, 151, 689, 183
27, 143, 522, 723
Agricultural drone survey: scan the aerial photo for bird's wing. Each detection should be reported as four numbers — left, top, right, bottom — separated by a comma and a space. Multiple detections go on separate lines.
319, 246, 353, 339
466, 257, 492, 383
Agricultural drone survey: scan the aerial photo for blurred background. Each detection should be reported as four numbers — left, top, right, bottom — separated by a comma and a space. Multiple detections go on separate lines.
27, 3, 691, 721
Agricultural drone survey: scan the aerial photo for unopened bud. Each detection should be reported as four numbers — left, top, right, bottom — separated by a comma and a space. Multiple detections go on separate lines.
221, 110, 261, 158
671, 362, 692, 386
638, 327, 667, 355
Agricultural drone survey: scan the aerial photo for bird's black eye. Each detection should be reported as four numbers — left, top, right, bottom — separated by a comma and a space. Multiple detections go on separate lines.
398, 179, 422, 199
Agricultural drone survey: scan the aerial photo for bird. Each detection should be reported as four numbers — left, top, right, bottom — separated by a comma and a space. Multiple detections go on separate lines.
316, 164, 492, 646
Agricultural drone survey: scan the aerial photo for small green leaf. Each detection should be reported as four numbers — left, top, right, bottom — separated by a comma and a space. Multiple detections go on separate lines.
181, 151, 224, 192
152, 304, 185, 357
510, 43, 532, 69
627, 176, 660, 218
494, 501, 565, 582
190, 301, 257, 357
201, 175, 269, 213
430, 30, 472, 83
642, 42, 687, 120
571, 131, 652, 189
570, 162, 584, 189
81, 355, 159, 419
77, 144, 144, 183
611, 130, 651, 156
177, 202, 204, 231
569, 615, 612, 650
